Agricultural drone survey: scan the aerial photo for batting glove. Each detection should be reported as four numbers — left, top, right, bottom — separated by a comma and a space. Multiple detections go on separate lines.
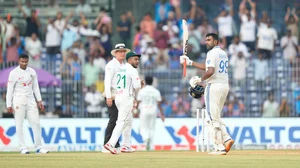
189, 76, 202, 88
180, 55, 193, 66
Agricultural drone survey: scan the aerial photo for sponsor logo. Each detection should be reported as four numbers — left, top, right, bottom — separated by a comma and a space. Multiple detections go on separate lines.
0, 126, 16, 145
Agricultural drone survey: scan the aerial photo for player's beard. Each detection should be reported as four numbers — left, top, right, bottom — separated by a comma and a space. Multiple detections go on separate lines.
131, 63, 138, 68
206, 45, 212, 50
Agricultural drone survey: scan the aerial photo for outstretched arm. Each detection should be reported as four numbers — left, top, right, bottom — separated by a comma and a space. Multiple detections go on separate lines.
18, 3, 27, 19
192, 61, 206, 70
189, 0, 197, 20
248, 0, 256, 19
285, 7, 291, 24
239, 0, 247, 17
292, 8, 299, 23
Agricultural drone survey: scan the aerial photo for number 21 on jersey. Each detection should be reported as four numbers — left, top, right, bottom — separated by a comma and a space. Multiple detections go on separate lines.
117, 73, 126, 89
218, 60, 228, 73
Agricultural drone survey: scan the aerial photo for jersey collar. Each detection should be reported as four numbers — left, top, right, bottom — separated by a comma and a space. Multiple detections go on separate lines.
18, 66, 28, 71
113, 57, 125, 65
213, 46, 220, 49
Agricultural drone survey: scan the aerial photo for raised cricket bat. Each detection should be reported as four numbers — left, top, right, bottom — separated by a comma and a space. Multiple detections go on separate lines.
182, 19, 188, 77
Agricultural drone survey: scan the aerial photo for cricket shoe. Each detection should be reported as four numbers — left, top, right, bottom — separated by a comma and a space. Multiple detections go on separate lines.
224, 139, 235, 153
104, 143, 118, 154
208, 150, 227, 155
120, 146, 136, 153
36, 148, 49, 154
101, 148, 110, 153
20, 148, 30, 154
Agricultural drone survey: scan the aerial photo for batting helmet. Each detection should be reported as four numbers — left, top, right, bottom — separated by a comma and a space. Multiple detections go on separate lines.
190, 85, 204, 99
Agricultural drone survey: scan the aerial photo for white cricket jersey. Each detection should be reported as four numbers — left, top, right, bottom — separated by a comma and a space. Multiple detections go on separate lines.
137, 85, 162, 113
104, 58, 125, 98
257, 27, 278, 51
205, 46, 229, 84
217, 15, 233, 38
6, 66, 42, 107
115, 63, 141, 96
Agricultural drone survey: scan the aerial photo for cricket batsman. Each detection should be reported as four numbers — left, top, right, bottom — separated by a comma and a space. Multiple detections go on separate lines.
180, 33, 234, 155
6, 54, 49, 154
104, 51, 144, 154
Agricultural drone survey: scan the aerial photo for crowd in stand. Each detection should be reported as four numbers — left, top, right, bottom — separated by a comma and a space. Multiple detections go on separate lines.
0, 0, 300, 118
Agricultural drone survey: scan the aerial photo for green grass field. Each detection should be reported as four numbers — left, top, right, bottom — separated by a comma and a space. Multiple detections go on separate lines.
1, 150, 299, 168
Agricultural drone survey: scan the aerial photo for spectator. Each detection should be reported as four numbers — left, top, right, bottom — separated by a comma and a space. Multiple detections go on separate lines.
228, 36, 250, 59
198, 19, 215, 53
285, 7, 299, 40
228, 97, 245, 117
140, 12, 156, 38
279, 96, 290, 117
85, 85, 104, 117
253, 52, 269, 88
280, 30, 298, 64
190, 97, 205, 118
46, 0, 60, 17
172, 94, 190, 117
88, 31, 105, 59
154, 0, 172, 23
239, 0, 257, 52
168, 43, 181, 69
262, 93, 279, 117
162, 11, 179, 44
153, 22, 169, 68
143, 54, 156, 69
161, 97, 172, 117
95, 73, 105, 93
78, 12, 93, 37
70, 53, 82, 82
94, 7, 112, 33
193, 4, 206, 28
140, 35, 158, 67
93, 49, 106, 72
292, 57, 300, 84
61, 26, 77, 62
258, 10, 269, 30
229, 50, 247, 87
45, 18, 61, 56
68, 19, 81, 40
132, 26, 142, 53
6, 36, 20, 65
18, 5, 40, 38
61, 96, 75, 117
155, 52, 169, 71
187, 23, 201, 59
72, 41, 86, 65
117, 12, 133, 48
60, 54, 72, 80
25, 32, 42, 68
294, 82, 300, 117
99, 24, 112, 58
257, 19, 277, 59
4, 14, 15, 40
54, 11, 66, 35
154, 22, 169, 50
19, 0, 32, 16
76, 0, 92, 14
214, 0, 234, 48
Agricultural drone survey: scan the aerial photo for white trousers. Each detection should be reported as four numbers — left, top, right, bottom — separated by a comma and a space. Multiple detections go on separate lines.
13, 96, 42, 150
140, 111, 156, 149
204, 83, 231, 150
109, 95, 134, 147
